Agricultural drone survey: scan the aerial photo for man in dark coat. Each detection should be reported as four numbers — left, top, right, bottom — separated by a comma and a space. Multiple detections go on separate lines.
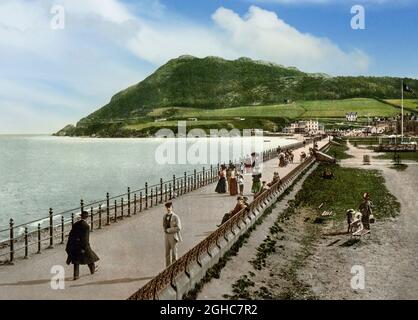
66, 211, 99, 280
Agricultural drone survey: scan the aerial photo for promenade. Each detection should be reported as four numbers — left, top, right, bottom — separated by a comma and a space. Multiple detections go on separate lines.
0, 139, 328, 300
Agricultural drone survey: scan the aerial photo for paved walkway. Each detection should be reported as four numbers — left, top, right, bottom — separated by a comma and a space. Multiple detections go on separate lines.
0, 140, 328, 300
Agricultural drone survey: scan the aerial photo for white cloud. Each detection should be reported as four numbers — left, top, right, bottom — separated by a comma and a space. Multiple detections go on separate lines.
128, 5, 370, 75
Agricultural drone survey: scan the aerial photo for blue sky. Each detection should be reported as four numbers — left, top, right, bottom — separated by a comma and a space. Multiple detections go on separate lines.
1, 0, 417, 133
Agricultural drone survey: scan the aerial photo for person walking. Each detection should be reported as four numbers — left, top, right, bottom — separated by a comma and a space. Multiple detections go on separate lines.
358, 192, 373, 231
215, 165, 227, 194
238, 174, 244, 196
163, 202, 182, 267
229, 167, 238, 196
66, 211, 99, 281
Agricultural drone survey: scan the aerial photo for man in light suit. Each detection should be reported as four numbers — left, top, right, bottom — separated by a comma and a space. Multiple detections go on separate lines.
163, 202, 182, 267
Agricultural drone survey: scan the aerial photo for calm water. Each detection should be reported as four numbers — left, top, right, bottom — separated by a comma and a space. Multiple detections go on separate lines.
0, 135, 298, 232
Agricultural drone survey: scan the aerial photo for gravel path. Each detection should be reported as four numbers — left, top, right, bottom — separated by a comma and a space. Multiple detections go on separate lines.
300, 142, 418, 299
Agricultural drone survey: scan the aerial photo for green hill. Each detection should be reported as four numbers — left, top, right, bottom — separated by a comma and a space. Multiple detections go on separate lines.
56, 55, 417, 137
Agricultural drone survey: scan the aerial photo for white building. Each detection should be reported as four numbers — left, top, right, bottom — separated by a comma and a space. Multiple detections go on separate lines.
346, 112, 358, 122
283, 120, 324, 134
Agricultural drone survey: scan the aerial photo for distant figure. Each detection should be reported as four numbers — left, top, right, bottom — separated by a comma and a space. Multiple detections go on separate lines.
359, 192, 373, 231
267, 172, 280, 187
215, 165, 227, 194
238, 174, 244, 196
300, 151, 307, 163
229, 167, 239, 196
322, 168, 334, 180
251, 172, 262, 195
254, 181, 270, 199
218, 196, 246, 226
240, 162, 245, 174
163, 202, 182, 267
278, 151, 286, 167
346, 209, 363, 234
66, 211, 99, 281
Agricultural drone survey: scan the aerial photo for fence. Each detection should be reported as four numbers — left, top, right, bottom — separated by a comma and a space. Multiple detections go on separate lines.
128, 139, 330, 300
0, 141, 306, 264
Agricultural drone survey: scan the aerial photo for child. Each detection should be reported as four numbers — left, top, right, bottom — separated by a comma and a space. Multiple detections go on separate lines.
238, 174, 244, 195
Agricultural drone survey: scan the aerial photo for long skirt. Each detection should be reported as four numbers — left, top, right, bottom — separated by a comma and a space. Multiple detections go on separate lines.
215, 177, 227, 193
251, 181, 261, 194
229, 178, 238, 196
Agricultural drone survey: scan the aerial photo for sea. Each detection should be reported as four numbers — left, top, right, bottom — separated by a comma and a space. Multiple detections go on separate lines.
0, 135, 299, 236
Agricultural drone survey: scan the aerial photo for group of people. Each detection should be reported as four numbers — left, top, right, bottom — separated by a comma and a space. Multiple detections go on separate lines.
346, 192, 374, 236
215, 162, 245, 196
215, 152, 264, 197
217, 171, 282, 226
278, 148, 294, 168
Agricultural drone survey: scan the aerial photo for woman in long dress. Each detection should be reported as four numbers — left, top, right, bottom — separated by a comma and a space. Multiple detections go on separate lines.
215, 165, 227, 194
229, 169, 238, 196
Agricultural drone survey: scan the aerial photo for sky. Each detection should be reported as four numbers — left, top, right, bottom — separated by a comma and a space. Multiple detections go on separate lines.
1, 0, 418, 134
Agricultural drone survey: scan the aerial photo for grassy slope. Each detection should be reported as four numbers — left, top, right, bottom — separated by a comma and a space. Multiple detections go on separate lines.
148, 98, 399, 120
294, 163, 400, 220
148, 103, 306, 119
375, 152, 418, 162
384, 99, 418, 113
298, 98, 399, 118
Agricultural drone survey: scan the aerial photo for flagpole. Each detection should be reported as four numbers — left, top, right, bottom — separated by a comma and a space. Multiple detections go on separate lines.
401, 79, 404, 143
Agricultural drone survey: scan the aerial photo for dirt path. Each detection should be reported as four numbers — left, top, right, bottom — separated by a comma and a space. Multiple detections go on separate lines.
299, 142, 418, 299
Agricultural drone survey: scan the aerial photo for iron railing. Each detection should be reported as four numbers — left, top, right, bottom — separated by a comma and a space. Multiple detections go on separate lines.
128, 139, 330, 300
0, 141, 307, 264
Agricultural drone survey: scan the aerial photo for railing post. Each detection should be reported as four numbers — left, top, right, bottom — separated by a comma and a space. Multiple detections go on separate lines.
169, 182, 172, 199
173, 175, 176, 198
61, 216, 65, 244
114, 200, 118, 222
145, 182, 148, 210
9, 219, 14, 263
24, 227, 28, 259
106, 193, 110, 225
37, 223, 41, 254
165, 184, 168, 202
160, 178, 163, 203
134, 194, 137, 215
80, 199, 84, 213
128, 187, 131, 218
90, 207, 94, 232
184, 172, 187, 193
98, 205, 102, 229
194, 169, 197, 189
121, 198, 124, 220
71, 213, 74, 226
203, 167, 206, 186
140, 192, 143, 212
150, 190, 153, 208
210, 165, 213, 183
48, 208, 54, 249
